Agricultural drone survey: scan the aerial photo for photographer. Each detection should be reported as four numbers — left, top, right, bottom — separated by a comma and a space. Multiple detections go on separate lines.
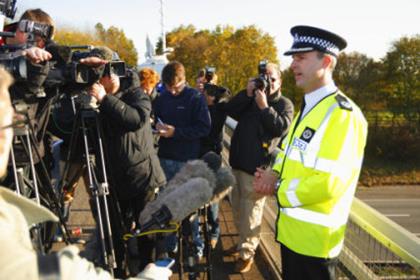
197, 67, 230, 249
87, 47, 166, 274
195, 66, 217, 94
224, 62, 294, 273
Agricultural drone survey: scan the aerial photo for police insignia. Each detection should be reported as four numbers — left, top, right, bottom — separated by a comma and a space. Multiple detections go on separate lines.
300, 127, 315, 143
335, 94, 353, 111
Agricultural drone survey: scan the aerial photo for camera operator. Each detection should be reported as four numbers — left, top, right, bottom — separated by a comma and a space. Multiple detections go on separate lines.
0, 66, 171, 280
224, 61, 294, 273
1, 9, 56, 191
87, 47, 166, 274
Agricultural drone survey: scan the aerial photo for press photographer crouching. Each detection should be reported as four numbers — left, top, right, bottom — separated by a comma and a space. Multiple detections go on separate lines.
86, 47, 167, 275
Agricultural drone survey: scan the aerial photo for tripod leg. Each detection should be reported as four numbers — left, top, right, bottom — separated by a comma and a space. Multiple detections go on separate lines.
203, 206, 213, 280
9, 146, 22, 195
93, 114, 117, 271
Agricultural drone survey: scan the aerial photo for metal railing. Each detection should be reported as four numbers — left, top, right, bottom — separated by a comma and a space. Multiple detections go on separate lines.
223, 117, 420, 280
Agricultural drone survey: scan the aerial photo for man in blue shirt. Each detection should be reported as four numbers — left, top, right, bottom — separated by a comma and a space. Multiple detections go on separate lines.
153, 61, 211, 259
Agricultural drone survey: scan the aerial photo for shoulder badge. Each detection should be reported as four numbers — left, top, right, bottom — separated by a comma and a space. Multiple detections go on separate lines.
335, 94, 353, 111
299, 127, 315, 143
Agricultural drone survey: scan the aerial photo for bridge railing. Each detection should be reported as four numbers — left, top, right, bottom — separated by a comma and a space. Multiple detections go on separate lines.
223, 117, 420, 279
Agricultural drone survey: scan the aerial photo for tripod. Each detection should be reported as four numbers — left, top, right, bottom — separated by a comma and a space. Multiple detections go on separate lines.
61, 104, 118, 275
8, 120, 71, 252
177, 205, 214, 280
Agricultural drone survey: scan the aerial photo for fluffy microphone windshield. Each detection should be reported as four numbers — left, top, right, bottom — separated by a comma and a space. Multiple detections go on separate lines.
164, 159, 217, 195
138, 178, 213, 227
211, 166, 236, 203
138, 160, 216, 227
201, 151, 221, 173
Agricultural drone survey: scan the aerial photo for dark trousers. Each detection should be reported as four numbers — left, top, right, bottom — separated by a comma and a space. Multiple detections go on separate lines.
280, 243, 338, 280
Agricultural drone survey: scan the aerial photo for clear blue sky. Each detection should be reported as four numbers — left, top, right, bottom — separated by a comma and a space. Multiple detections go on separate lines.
18, 0, 419, 68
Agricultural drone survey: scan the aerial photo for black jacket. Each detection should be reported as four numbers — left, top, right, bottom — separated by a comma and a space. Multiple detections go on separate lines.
200, 102, 228, 156
225, 89, 294, 174
99, 85, 166, 200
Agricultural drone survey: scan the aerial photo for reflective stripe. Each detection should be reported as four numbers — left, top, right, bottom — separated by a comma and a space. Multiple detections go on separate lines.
329, 240, 344, 258
287, 149, 362, 180
286, 179, 301, 207
281, 206, 347, 228
280, 179, 357, 228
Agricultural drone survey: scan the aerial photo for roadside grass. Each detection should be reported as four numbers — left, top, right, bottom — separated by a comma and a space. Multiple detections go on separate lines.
359, 159, 420, 187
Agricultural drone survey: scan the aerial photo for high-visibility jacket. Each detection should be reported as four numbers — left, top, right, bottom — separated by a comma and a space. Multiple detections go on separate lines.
273, 91, 367, 259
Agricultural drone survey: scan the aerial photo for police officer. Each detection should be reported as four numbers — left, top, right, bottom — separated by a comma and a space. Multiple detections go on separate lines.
253, 26, 368, 279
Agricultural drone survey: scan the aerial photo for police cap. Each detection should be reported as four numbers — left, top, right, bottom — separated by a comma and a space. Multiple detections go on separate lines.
284, 25, 347, 57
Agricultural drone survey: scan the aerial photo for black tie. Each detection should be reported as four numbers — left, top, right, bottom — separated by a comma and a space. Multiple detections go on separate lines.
299, 97, 306, 120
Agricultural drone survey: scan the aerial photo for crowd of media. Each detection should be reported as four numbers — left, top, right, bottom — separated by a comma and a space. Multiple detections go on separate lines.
0, 1, 368, 280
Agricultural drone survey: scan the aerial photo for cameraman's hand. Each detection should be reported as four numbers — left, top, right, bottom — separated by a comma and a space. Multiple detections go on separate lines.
79, 57, 108, 67
23, 47, 52, 64
88, 82, 107, 103
254, 89, 268, 110
246, 79, 255, 97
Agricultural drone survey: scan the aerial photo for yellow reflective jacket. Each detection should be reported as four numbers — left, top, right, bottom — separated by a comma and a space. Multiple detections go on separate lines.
273, 91, 367, 258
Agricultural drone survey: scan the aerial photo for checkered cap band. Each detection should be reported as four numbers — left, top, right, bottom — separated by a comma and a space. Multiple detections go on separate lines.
294, 33, 339, 54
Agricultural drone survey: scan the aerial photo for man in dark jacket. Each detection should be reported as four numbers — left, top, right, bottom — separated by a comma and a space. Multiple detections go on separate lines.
225, 62, 294, 273
88, 47, 166, 273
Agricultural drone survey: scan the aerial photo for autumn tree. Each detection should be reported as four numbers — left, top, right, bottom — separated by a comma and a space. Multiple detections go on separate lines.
160, 24, 278, 94
54, 23, 138, 67
94, 23, 138, 67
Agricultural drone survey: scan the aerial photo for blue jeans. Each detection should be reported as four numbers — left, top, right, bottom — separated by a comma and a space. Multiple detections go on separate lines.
207, 202, 220, 241
159, 158, 204, 256
159, 158, 185, 182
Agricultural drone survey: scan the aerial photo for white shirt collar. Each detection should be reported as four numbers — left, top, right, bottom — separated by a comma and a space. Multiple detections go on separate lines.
301, 82, 337, 118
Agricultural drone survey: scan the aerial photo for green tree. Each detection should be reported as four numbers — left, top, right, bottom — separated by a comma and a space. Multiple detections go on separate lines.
383, 35, 420, 124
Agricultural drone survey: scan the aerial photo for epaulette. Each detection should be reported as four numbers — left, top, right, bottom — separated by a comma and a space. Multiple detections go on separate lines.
335, 94, 353, 111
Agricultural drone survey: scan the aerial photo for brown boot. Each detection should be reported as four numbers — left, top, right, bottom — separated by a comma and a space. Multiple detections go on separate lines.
235, 257, 254, 273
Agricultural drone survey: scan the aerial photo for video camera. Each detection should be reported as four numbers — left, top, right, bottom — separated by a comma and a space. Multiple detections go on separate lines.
0, 17, 54, 82
47, 46, 127, 86
253, 60, 271, 94
0, 51, 26, 80
0, 0, 17, 19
